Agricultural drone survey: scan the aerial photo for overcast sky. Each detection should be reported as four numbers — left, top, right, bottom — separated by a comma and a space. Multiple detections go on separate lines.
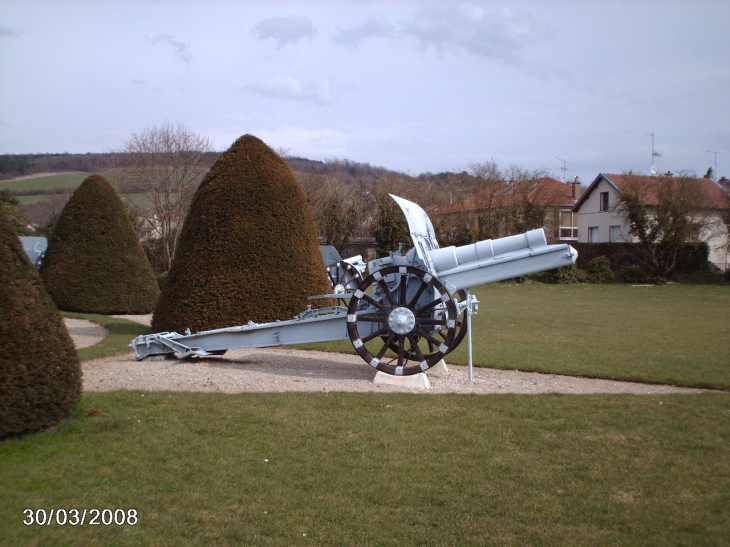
1, 1, 728, 184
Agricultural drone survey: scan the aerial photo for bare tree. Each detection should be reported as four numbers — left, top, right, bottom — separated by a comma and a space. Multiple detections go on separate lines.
298, 172, 369, 254
111, 122, 214, 271
442, 159, 558, 243
614, 170, 722, 278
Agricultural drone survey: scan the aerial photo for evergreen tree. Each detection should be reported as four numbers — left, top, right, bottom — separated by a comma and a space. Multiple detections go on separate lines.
152, 135, 333, 333
40, 174, 159, 313
0, 206, 82, 438
0, 189, 33, 235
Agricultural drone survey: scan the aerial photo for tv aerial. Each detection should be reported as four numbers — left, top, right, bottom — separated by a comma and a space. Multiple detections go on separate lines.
646, 132, 661, 175
555, 157, 574, 183
706, 150, 723, 180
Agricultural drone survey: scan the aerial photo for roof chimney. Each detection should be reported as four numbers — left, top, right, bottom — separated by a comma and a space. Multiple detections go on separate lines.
572, 176, 581, 201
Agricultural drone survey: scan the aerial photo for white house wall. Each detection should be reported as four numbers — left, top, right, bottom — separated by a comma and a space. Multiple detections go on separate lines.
576, 177, 730, 270
700, 213, 729, 270
576, 178, 626, 243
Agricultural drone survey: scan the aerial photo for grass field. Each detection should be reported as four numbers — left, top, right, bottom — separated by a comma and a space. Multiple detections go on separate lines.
2, 285, 728, 545
1, 391, 728, 546
0, 172, 89, 193
300, 282, 730, 389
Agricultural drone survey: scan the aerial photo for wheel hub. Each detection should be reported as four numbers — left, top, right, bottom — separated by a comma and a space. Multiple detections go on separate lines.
388, 307, 416, 335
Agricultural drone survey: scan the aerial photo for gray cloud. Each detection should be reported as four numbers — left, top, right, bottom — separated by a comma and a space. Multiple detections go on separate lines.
0, 26, 18, 37
242, 77, 332, 106
334, 14, 394, 47
253, 15, 318, 48
400, 4, 549, 64
148, 34, 192, 64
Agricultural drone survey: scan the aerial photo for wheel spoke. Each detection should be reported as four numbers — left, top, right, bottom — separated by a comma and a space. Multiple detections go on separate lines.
407, 279, 428, 308
415, 297, 445, 316
398, 272, 408, 305
357, 313, 388, 322
407, 333, 426, 362
415, 317, 448, 327
362, 325, 389, 344
413, 326, 444, 348
362, 293, 391, 314
397, 334, 405, 368
377, 332, 397, 359
377, 278, 398, 307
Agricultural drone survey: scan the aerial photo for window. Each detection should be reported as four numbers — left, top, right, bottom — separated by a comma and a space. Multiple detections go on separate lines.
609, 225, 621, 242
600, 192, 609, 212
588, 227, 599, 243
558, 209, 578, 240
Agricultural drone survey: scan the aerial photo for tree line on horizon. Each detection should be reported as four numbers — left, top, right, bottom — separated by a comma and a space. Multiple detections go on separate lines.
4, 123, 727, 281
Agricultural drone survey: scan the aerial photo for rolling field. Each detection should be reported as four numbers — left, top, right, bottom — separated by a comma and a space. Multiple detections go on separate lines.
0, 172, 90, 193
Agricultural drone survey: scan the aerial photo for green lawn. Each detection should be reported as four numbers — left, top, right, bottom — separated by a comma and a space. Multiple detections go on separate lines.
1, 391, 728, 546
300, 282, 730, 389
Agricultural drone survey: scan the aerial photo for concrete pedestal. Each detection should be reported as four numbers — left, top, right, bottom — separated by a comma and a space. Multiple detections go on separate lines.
427, 359, 448, 374
373, 371, 431, 389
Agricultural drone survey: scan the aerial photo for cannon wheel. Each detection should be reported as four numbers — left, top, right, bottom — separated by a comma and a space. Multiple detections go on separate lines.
326, 261, 363, 295
387, 288, 468, 359
346, 266, 458, 376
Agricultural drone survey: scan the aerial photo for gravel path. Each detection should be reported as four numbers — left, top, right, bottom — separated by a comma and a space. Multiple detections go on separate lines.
64, 318, 109, 349
65, 316, 704, 395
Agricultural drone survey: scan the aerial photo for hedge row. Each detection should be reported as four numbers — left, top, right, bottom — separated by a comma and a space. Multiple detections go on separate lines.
570, 242, 709, 274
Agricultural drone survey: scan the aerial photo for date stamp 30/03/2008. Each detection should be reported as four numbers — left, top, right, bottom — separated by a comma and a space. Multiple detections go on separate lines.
23, 508, 138, 526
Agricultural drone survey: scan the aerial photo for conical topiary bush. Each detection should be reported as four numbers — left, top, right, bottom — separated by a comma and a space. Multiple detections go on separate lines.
152, 134, 333, 333
0, 206, 82, 438
40, 174, 159, 314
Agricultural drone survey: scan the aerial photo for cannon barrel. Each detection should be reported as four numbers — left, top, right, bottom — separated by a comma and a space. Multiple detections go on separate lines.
427, 228, 577, 291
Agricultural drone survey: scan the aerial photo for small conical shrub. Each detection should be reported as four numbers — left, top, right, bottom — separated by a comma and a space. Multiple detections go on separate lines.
152, 135, 333, 333
40, 174, 159, 313
0, 206, 82, 438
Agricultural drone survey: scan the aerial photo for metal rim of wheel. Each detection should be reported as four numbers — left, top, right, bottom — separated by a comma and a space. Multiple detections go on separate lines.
326, 261, 363, 295
346, 265, 458, 376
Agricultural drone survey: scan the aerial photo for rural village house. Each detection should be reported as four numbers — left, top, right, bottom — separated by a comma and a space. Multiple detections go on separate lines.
573, 173, 730, 270
437, 177, 582, 243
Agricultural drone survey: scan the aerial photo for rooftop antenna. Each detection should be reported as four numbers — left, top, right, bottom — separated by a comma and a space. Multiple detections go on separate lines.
706, 150, 723, 180
646, 132, 661, 175
555, 157, 574, 183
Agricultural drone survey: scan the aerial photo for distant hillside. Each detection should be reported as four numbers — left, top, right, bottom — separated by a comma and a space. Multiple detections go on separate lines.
0, 152, 408, 182
0, 153, 111, 180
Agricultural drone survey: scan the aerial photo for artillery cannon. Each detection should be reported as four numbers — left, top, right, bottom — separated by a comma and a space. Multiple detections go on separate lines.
131, 195, 577, 377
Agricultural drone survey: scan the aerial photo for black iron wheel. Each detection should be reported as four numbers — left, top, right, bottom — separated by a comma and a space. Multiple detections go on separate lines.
346, 265, 458, 376
326, 261, 363, 294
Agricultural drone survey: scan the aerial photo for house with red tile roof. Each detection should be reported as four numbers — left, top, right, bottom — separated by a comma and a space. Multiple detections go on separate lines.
437, 177, 582, 243
573, 173, 730, 270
